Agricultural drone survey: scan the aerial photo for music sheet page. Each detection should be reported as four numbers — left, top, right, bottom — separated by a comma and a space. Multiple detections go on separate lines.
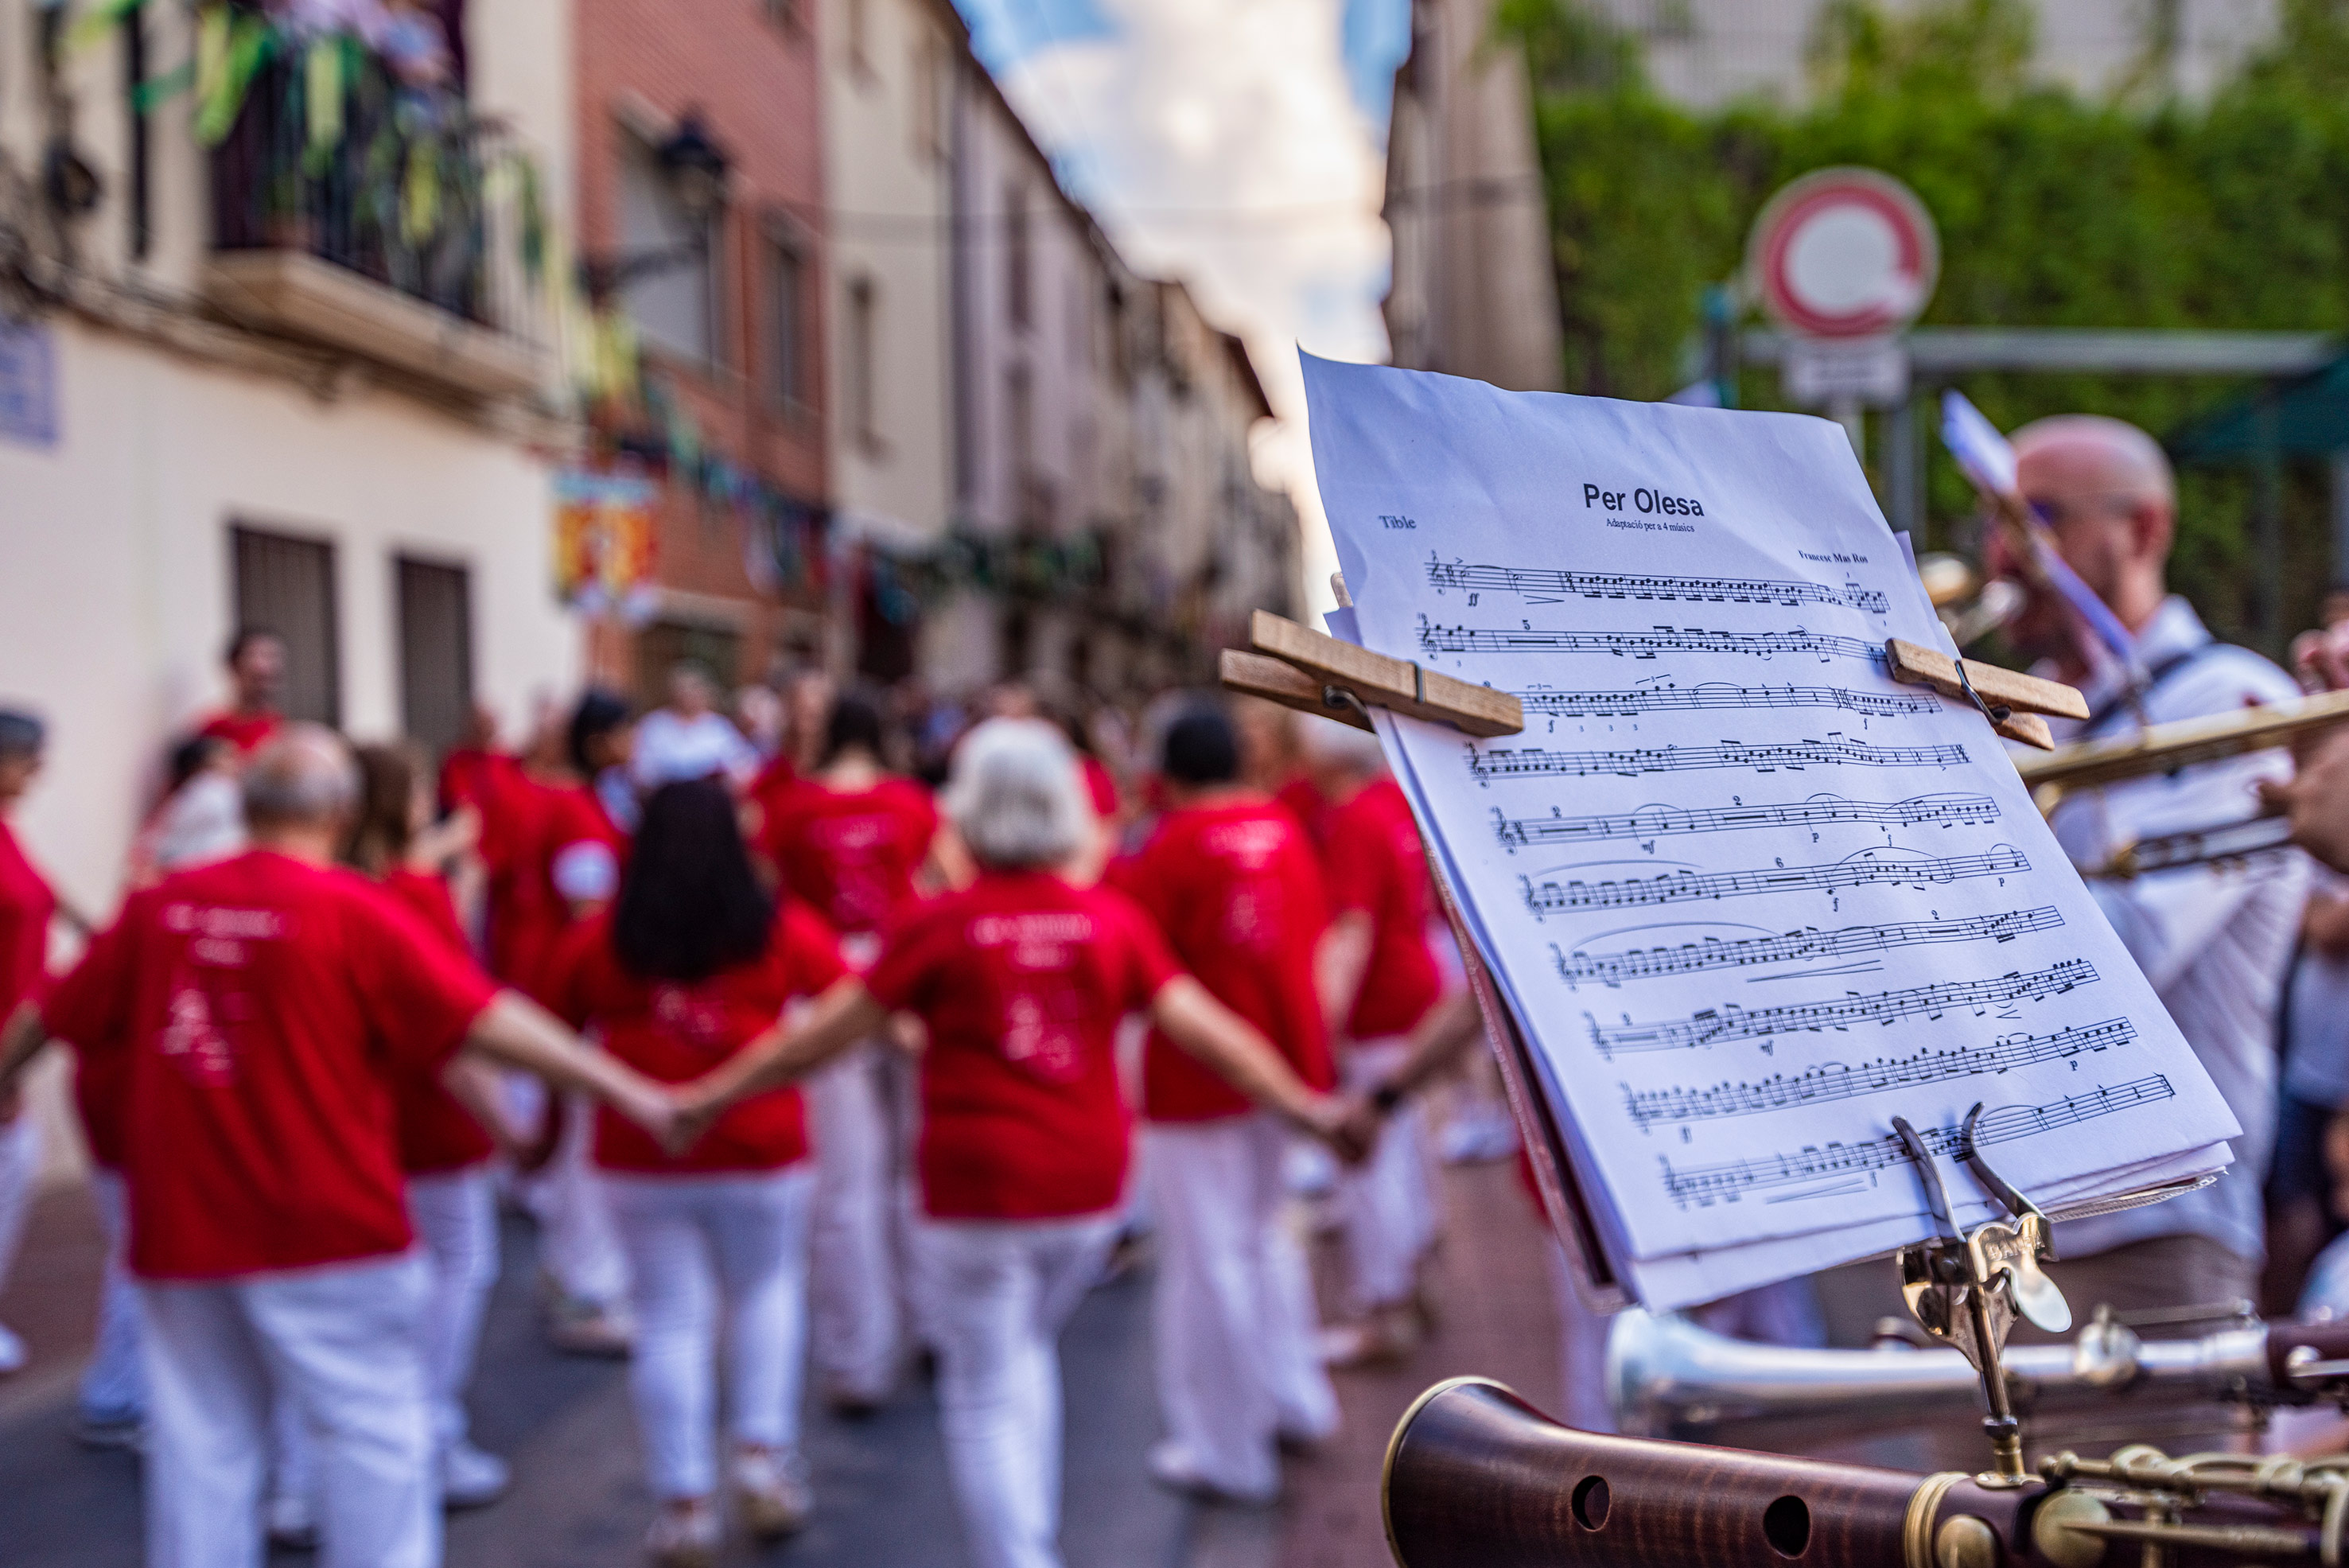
1304, 355, 2238, 1305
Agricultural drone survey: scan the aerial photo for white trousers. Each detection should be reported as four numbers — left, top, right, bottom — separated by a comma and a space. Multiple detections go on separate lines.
406, 1168, 501, 1453
534, 1093, 630, 1309
0, 1114, 37, 1310
78, 1168, 148, 1421
1545, 1239, 1617, 1434
1144, 1115, 1337, 1497
1336, 1040, 1439, 1313
807, 1040, 903, 1400
914, 1215, 1117, 1568
605, 1166, 815, 1500
142, 1254, 435, 1568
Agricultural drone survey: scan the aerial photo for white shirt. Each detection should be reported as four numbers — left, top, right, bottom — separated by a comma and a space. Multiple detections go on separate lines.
629, 709, 758, 792
2040, 597, 2308, 1264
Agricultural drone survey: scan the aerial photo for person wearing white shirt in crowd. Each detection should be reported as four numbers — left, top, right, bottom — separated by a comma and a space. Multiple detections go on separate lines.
632, 663, 760, 792
1990, 415, 2308, 1331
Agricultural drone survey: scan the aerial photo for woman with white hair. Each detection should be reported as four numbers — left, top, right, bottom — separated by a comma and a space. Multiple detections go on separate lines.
671, 718, 1363, 1568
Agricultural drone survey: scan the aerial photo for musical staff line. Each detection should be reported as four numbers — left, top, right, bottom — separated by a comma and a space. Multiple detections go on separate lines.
1590, 958, 2097, 1056
1525, 846, 2028, 915
1659, 1076, 2176, 1206
1419, 623, 1887, 665
1498, 792, 2001, 852
1427, 558, 1892, 615
1555, 907, 2063, 988
1472, 738, 1967, 782
1512, 682, 1936, 719
1623, 1018, 2137, 1127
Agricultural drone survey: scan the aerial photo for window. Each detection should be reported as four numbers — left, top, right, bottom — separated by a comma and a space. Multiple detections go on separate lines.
617, 130, 721, 366
1007, 363, 1033, 473
911, 32, 945, 158
396, 557, 473, 756
846, 274, 880, 447
847, 0, 871, 72
763, 229, 806, 411
232, 525, 340, 726
1006, 183, 1030, 329
123, 8, 151, 261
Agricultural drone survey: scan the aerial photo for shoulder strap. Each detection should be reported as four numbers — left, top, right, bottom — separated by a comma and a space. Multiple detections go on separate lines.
2078, 641, 2229, 740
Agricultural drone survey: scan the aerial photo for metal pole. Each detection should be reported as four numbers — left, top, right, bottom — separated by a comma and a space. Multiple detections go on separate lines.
2331, 450, 2349, 588
2258, 389, 2283, 658
1887, 390, 1919, 539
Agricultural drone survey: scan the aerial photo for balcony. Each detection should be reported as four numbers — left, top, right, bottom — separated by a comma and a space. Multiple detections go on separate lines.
204, 53, 546, 403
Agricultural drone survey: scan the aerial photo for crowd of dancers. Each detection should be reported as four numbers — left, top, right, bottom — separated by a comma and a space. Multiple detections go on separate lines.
0, 628, 1528, 1568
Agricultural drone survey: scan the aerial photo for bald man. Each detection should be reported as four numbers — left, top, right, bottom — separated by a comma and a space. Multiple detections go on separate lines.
1993, 416, 2308, 1338
0, 726, 679, 1568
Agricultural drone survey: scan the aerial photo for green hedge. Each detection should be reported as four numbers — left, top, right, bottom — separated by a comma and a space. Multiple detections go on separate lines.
1500, 0, 2349, 648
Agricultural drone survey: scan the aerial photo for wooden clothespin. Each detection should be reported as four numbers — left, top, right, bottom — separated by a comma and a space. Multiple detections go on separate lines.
1884, 639, 2086, 753
1220, 609, 1524, 739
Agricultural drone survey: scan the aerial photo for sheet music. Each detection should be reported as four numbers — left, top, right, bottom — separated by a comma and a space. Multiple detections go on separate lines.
1305, 356, 2237, 1304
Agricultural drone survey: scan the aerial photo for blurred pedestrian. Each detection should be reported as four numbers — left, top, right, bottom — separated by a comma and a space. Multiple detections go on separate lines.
1114, 708, 1340, 1502
0, 709, 57, 1378
1304, 718, 1445, 1365
129, 733, 246, 885
0, 726, 678, 1568
633, 663, 758, 792
669, 718, 1363, 1568
543, 780, 846, 1563
196, 627, 289, 756
757, 691, 956, 1414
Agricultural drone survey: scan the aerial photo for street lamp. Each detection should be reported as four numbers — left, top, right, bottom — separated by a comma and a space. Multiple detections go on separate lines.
580, 112, 732, 300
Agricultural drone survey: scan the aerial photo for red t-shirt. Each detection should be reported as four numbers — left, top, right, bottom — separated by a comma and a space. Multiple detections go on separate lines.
865, 873, 1180, 1220
1114, 800, 1333, 1122
42, 851, 497, 1280
504, 781, 629, 1001
1274, 776, 1331, 852
378, 868, 498, 1174
1081, 757, 1120, 820
196, 710, 282, 756
0, 819, 54, 1017
760, 777, 937, 937
1324, 779, 1442, 1041
544, 904, 846, 1174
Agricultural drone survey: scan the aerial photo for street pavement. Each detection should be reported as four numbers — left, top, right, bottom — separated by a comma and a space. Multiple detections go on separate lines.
0, 1159, 1571, 1568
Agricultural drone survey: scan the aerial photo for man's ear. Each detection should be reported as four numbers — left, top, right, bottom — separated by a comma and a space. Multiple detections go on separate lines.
2129, 499, 2174, 566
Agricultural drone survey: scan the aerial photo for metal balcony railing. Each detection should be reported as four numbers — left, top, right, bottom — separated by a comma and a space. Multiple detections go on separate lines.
208, 49, 539, 347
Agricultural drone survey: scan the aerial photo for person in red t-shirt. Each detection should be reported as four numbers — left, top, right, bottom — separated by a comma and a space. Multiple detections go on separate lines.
0, 711, 56, 1380
672, 718, 1364, 1568
195, 626, 289, 757
0, 726, 677, 1568
341, 744, 529, 1512
515, 689, 642, 1359
1305, 718, 1447, 1364
758, 691, 953, 1413
542, 779, 846, 1564
1112, 709, 1342, 1503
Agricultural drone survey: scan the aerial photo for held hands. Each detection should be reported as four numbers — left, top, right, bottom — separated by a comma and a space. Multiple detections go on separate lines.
656, 1077, 731, 1157
1295, 1091, 1383, 1165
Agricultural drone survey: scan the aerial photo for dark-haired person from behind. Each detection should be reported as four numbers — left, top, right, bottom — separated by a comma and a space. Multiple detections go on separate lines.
541, 778, 847, 1564
1110, 707, 1344, 1502
756, 689, 963, 1414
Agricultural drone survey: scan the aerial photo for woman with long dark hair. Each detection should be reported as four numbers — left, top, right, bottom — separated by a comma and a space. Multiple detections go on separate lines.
541, 778, 844, 1566
672, 720, 1367, 1568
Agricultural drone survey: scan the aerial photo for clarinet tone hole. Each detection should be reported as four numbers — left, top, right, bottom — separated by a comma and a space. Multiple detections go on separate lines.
1570, 1474, 1610, 1530
1764, 1494, 1810, 1558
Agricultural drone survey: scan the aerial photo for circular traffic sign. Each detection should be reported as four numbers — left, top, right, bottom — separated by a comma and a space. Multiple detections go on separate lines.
1746, 168, 1939, 339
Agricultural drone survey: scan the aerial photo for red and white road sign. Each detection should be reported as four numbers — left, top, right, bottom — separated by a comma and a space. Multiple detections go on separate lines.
1747, 168, 1939, 340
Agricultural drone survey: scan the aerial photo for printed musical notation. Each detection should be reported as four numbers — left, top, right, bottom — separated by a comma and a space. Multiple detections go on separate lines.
1471, 738, 1968, 783
1590, 959, 2097, 1056
1496, 793, 2001, 852
1554, 907, 2064, 989
1425, 558, 1892, 615
1659, 1076, 2176, 1206
1419, 623, 1886, 665
1622, 1018, 2136, 1127
1524, 846, 2029, 915
1512, 682, 1936, 720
